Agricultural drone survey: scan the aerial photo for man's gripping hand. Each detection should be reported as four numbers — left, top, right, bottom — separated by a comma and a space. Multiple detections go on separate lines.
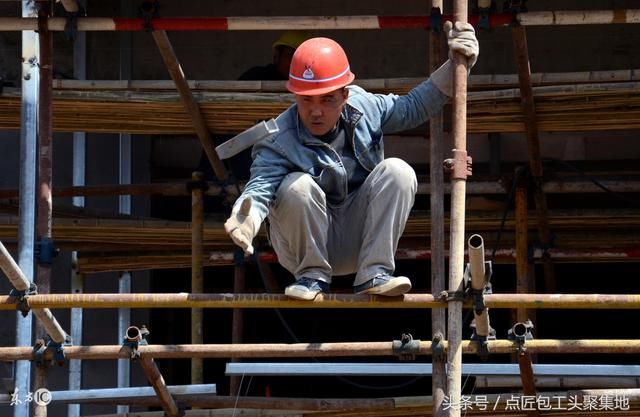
224, 198, 256, 255
445, 21, 479, 69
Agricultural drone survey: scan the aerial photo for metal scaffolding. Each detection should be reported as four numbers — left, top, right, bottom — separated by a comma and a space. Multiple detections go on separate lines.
2, 4, 640, 417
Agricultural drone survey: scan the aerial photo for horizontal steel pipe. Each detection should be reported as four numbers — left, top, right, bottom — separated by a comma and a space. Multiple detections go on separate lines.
0, 340, 639, 361
0, 384, 216, 404
1, 293, 640, 310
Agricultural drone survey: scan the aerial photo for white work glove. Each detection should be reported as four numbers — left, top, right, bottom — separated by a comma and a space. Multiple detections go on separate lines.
224, 198, 257, 255
446, 21, 479, 68
430, 21, 480, 97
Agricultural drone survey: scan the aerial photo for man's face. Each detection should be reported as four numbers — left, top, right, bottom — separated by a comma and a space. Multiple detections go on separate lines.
295, 88, 349, 137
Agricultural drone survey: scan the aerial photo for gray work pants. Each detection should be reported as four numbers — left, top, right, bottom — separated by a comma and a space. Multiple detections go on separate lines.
268, 158, 417, 286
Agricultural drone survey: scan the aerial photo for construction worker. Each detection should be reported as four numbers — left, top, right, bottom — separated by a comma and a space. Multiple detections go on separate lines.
238, 30, 313, 81
225, 22, 479, 300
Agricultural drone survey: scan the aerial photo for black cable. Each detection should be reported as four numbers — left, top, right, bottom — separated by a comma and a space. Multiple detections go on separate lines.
543, 157, 640, 207
490, 168, 523, 263
252, 252, 425, 391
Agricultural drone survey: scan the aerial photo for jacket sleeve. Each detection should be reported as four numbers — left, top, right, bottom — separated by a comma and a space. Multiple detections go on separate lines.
370, 79, 449, 134
231, 140, 294, 228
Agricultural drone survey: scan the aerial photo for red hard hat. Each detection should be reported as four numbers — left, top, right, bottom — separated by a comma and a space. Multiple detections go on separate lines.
286, 37, 355, 96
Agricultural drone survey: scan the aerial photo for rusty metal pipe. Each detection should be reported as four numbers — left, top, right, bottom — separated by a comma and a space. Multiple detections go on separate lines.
124, 326, 142, 343
138, 356, 180, 417
3, 339, 640, 362
5, 292, 640, 310
429, 2, 447, 416
447, 2, 470, 415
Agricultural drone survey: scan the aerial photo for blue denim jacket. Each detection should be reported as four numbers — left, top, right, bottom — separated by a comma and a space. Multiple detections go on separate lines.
234, 79, 448, 226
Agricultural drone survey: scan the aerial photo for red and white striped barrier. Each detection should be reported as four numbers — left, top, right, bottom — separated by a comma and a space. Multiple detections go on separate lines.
0, 10, 639, 32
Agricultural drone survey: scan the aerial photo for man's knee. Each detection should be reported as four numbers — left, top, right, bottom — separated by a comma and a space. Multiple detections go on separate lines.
276, 172, 325, 205
379, 158, 417, 191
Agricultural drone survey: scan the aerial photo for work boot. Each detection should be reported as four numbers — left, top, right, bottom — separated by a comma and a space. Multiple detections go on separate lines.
354, 274, 412, 296
285, 277, 330, 300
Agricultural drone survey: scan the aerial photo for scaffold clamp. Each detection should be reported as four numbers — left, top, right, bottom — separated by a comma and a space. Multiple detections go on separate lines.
444, 149, 472, 180
10, 282, 38, 317
431, 333, 446, 363
392, 333, 420, 361
469, 322, 496, 361
508, 320, 534, 351
123, 325, 150, 360
35, 237, 59, 265
63, 6, 86, 41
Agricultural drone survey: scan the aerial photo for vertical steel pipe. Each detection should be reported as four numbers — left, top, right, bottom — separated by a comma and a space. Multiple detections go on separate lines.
447, 1, 469, 416
116, 4, 133, 412
14, 2, 39, 414
34, 4, 53, 416
68, 3, 86, 415
429, 2, 447, 416
191, 172, 204, 384
468, 235, 490, 338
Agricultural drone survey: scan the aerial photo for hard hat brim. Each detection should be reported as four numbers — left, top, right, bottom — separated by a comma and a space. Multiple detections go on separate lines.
286, 73, 355, 96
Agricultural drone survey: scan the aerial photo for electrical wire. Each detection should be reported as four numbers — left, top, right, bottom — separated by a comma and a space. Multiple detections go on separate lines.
252, 252, 426, 392
543, 157, 640, 207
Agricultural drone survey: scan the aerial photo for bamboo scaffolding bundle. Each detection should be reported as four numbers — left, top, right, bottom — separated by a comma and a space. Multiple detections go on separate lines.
0, 209, 636, 256
1, 81, 640, 134
2, 340, 640, 361
2, 292, 640, 310
73, 245, 640, 274
46, 69, 640, 91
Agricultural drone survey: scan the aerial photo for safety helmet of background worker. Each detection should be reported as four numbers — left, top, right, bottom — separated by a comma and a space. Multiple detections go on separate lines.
272, 30, 312, 50
286, 37, 356, 96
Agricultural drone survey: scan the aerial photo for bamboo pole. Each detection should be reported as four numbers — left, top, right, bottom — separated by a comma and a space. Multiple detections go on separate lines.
151, 30, 228, 181
429, 3, 447, 417
2, 339, 640, 361
138, 356, 180, 417
4, 292, 640, 310
447, 2, 469, 415
512, 24, 556, 294
191, 172, 204, 385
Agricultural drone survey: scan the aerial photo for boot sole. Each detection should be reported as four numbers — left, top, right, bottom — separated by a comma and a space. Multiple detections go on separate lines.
356, 277, 412, 297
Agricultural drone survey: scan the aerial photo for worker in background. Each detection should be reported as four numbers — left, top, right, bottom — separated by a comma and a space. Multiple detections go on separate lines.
199, 30, 312, 190
225, 22, 479, 300
238, 30, 313, 81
